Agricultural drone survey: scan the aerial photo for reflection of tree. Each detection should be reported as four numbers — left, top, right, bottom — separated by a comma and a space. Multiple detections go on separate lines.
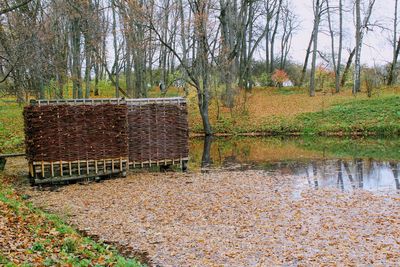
365, 158, 373, 178
355, 159, 364, 189
201, 135, 213, 171
305, 166, 312, 187
390, 162, 400, 190
337, 160, 344, 191
343, 161, 356, 189
312, 161, 319, 188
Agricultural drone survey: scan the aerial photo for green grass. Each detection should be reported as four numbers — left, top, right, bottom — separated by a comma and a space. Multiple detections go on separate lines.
0, 178, 144, 266
276, 87, 304, 95
297, 96, 400, 136
297, 137, 400, 161
0, 100, 24, 153
205, 95, 400, 136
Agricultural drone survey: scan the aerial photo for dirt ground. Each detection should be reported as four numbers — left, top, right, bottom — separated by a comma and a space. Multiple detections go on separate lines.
25, 171, 400, 266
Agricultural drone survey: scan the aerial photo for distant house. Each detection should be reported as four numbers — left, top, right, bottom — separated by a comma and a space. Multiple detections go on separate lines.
282, 80, 294, 87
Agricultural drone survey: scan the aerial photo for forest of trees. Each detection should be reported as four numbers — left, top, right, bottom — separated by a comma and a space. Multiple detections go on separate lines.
0, 0, 398, 134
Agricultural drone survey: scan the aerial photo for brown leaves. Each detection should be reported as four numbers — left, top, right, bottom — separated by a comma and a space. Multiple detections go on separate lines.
25, 171, 400, 266
0, 179, 141, 266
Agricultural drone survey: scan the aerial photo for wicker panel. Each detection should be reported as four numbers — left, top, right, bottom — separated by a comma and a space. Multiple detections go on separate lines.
128, 103, 189, 162
24, 104, 128, 162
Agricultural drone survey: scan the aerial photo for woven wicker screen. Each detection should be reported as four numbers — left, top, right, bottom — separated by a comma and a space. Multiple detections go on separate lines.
127, 102, 189, 163
24, 103, 129, 162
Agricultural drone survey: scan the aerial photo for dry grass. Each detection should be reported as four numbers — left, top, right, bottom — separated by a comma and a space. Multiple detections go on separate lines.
187, 86, 400, 132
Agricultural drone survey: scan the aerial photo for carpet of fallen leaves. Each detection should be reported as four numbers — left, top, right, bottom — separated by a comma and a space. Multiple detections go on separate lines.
26, 171, 400, 266
0, 176, 142, 266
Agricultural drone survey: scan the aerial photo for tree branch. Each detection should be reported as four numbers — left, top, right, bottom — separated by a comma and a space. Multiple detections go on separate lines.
0, 0, 34, 16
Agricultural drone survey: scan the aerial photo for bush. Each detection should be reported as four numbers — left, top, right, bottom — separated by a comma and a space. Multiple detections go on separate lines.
271, 69, 289, 87
257, 73, 271, 87
363, 68, 382, 97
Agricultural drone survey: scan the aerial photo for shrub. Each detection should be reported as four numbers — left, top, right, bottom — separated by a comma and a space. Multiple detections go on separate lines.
258, 73, 271, 87
271, 69, 289, 87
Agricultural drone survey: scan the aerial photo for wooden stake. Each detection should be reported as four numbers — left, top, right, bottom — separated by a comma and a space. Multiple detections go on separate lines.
41, 161, 45, 178
60, 160, 63, 176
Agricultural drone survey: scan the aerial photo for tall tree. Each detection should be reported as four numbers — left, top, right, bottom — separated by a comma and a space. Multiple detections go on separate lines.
111, 0, 119, 98
309, 0, 324, 97
353, 0, 376, 94
353, 0, 361, 95
326, 0, 343, 93
388, 0, 399, 85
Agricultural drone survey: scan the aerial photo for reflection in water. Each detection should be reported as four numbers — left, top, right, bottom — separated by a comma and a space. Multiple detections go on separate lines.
191, 137, 400, 193
298, 159, 400, 192
201, 135, 213, 171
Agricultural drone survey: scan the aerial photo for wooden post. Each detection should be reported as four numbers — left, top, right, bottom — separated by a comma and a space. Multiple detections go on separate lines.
60, 160, 63, 177
41, 161, 45, 178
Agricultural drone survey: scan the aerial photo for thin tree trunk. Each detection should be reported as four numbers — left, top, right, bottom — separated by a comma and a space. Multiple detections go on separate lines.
71, 18, 82, 99
309, 0, 321, 97
111, 0, 119, 98
336, 0, 343, 93
341, 47, 355, 87
388, 0, 399, 85
300, 30, 314, 87
84, 32, 91, 98
269, 0, 283, 73
326, 0, 338, 93
353, 0, 362, 95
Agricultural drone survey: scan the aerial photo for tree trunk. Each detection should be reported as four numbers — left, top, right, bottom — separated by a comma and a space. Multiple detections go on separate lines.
388, 0, 399, 85
125, 33, 133, 96
269, 0, 283, 73
326, 0, 340, 93
341, 48, 356, 87
84, 36, 91, 98
336, 0, 343, 93
111, 0, 119, 98
300, 30, 314, 87
71, 18, 82, 99
309, 0, 321, 97
353, 0, 362, 95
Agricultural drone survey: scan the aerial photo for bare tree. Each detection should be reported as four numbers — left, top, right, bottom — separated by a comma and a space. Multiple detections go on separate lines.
300, 29, 314, 87
353, 0, 376, 95
149, 0, 215, 135
0, 0, 34, 16
388, 0, 399, 86
279, 1, 298, 69
326, 0, 343, 93
309, 0, 325, 97
111, 0, 119, 98
269, 0, 283, 73
218, 0, 241, 107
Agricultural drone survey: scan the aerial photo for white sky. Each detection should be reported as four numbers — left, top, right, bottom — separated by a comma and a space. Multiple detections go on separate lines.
289, 0, 394, 66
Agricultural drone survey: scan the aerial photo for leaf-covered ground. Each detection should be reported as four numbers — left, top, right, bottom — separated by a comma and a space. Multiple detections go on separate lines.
26, 171, 400, 266
0, 174, 143, 267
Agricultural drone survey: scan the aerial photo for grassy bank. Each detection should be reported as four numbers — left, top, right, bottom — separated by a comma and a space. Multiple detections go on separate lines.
190, 95, 400, 136
298, 137, 400, 161
0, 87, 399, 154
0, 175, 144, 266
0, 99, 24, 153
297, 95, 400, 136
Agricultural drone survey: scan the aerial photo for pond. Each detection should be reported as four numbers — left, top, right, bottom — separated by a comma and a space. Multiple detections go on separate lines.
189, 136, 400, 193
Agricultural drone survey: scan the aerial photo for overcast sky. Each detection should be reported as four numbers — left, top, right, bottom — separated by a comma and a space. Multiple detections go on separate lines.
285, 0, 394, 66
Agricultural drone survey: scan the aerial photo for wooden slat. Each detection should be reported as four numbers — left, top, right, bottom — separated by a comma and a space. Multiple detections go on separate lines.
0, 152, 25, 158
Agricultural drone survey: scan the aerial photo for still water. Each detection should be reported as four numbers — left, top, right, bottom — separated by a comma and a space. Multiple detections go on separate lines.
189, 136, 400, 193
